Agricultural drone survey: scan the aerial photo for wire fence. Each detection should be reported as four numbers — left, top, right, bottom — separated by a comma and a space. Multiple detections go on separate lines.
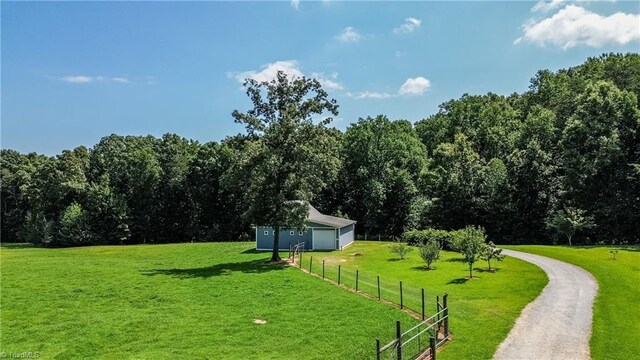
294, 253, 442, 320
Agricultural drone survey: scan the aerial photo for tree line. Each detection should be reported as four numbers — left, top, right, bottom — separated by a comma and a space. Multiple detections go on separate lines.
2, 53, 639, 247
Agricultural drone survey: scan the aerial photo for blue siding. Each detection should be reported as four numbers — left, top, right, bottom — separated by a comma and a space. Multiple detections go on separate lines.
256, 226, 312, 250
339, 224, 355, 249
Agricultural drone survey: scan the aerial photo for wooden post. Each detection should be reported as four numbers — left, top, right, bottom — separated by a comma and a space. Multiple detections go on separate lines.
400, 281, 403, 309
421, 288, 425, 321
437, 295, 440, 321
377, 276, 381, 300
356, 270, 359, 292
376, 339, 381, 360
443, 293, 449, 339
430, 336, 437, 360
396, 321, 402, 360
309, 256, 313, 272
299, 251, 303, 268
338, 265, 341, 285
322, 260, 325, 279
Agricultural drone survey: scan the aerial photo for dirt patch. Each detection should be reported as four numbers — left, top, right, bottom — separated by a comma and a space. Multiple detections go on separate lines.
254, 319, 267, 325
350, 253, 362, 257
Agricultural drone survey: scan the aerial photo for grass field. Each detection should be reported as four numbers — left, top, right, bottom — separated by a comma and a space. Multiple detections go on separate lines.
0, 242, 419, 359
305, 241, 548, 360
502, 245, 640, 360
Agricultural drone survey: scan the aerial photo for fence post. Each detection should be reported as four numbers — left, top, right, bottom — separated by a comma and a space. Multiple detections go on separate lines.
356, 270, 359, 292
443, 293, 449, 339
338, 265, 341, 285
322, 260, 325, 279
437, 295, 440, 321
430, 336, 437, 360
377, 276, 381, 300
400, 281, 403, 309
309, 256, 313, 272
396, 320, 402, 360
299, 251, 303, 268
376, 339, 381, 360
421, 288, 425, 321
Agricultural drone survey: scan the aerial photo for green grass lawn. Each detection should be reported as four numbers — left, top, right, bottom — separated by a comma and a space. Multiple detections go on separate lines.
305, 241, 548, 360
0, 242, 419, 359
502, 245, 640, 360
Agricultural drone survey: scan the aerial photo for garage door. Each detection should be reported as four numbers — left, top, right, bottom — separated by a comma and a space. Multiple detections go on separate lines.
313, 229, 336, 250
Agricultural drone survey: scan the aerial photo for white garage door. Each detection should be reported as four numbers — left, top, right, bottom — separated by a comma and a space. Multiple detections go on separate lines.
313, 229, 336, 250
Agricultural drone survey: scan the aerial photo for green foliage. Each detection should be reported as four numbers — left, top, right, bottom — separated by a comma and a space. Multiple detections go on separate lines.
21, 211, 54, 246
229, 71, 341, 261
58, 203, 94, 246
546, 207, 595, 246
452, 226, 488, 278
419, 240, 441, 269
2, 53, 640, 247
480, 241, 504, 271
609, 249, 619, 260
389, 242, 413, 260
402, 228, 454, 250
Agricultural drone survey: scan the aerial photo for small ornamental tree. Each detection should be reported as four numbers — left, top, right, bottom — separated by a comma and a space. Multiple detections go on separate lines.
389, 242, 413, 260
419, 239, 441, 269
610, 249, 619, 260
546, 207, 594, 246
454, 226, 487, 278
480, 241, 504, 271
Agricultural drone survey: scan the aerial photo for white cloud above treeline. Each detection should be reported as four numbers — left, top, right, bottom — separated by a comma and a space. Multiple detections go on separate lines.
348, 76, 431, 100
290, 0, 299, 10
58, 75, 133, 84
393, 18, 422, 34
230, 60, 343, 90
336, 27, 362, 42
516, 5, 640, 49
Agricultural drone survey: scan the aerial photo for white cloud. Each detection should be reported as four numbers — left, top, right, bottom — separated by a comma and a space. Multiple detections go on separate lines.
231, 61, 343, 90
336, 27, 362, 42
290, 0, 299, 10
60, 75, 93, 83
312, 72, 343, 90
232, 60, 305, 83
395, 50, 406, 58
399, 77, 431, 95
347, 91, 393, 99
393, 17, 422, 34
516, 5, 640, 49
111, 77, 131, 83
531, 0, 565, 13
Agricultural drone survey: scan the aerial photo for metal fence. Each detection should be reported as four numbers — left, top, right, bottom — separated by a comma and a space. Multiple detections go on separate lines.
377, 295, 450, 360
290, 252, 450, 359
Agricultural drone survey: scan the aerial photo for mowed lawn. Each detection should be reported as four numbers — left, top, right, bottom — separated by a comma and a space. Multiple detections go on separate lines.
0, 242, 418, 359
306, 242, 548, 360
502, 245, 640, 360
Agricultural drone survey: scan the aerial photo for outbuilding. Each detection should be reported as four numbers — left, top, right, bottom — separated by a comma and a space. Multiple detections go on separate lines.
255, 204, 356, 251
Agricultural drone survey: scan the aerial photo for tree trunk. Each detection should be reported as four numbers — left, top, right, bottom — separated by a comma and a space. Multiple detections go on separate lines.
469, 263, 473, 278
568, 234, 572, 246
488, 259, 492, 271
270, 225, 281, 262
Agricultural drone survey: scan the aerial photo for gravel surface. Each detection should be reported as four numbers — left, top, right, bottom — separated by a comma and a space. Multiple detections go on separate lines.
493, 249, 598, 360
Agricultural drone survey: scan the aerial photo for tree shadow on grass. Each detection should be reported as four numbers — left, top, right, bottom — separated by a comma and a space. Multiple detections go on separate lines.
141, 259, 287, 279
411, 265, 436, 271
387, 258, 404, 262
447, 278, 470, 285
475, 267, 500, 273
445, 258, 466, 263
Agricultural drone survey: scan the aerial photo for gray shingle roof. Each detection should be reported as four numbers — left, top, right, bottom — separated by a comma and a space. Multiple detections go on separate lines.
308, 204, 356, 228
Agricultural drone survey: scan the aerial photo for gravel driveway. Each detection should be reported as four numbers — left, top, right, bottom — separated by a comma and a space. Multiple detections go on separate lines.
493, 249, 598, 360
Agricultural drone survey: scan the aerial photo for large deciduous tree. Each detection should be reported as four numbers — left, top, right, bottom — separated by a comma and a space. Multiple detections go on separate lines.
229, 71, 341, 262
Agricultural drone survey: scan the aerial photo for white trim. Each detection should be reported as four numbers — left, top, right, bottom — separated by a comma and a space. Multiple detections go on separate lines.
255, 227, 258, 249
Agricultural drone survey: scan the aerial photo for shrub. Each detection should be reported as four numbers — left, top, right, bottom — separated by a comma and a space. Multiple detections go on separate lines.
389, 242, 413, 260
419, 240, 441, 269
58, 203, 95, 246
402, 228, 456, 250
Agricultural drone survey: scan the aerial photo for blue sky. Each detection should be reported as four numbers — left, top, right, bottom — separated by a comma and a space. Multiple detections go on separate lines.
2, 1, 639, 155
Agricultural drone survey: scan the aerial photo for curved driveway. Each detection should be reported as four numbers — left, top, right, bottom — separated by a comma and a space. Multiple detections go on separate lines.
493, 249, 598, 360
